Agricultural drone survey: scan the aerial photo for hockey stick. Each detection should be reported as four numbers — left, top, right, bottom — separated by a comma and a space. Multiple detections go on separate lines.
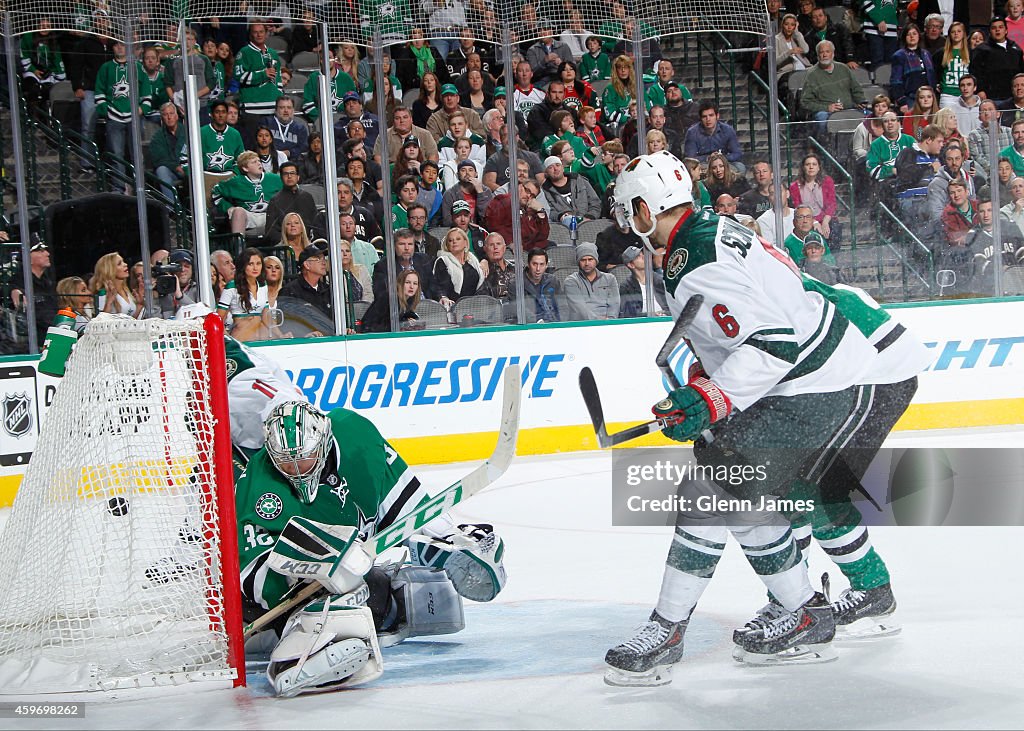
242, 363, 521, 639
580, 295, 704, 449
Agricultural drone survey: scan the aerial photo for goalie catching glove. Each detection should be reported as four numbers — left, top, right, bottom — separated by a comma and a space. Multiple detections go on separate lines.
653, 377, 732, 443
407, 523, 507, 602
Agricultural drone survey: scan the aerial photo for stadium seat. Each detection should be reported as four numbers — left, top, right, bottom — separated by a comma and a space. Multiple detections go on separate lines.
609, 265, 632, 288
547, 222, 573, 247
872, 63, 892, 87
285, 72, 308, 93
578, 218, 612, 241
851, 66, 871, 87
353, 301, 371, 322
415, 299, 451, 329
546, 246, 578, 272
291, 52, 321, 73
454, 295, 504, 325
430, 226, 450, 242
266, 34, 290, 58
299, 183, 327, 211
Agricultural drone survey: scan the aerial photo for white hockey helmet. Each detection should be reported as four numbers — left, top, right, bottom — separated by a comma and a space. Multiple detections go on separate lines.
175, 302, 214, 321
264, 401, 333, 504
611, 151, 694, 245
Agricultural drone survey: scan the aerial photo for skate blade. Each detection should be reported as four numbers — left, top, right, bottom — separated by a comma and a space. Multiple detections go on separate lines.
732, 642, 838, 666
604, 664, 674, 687
836, 615, 901, 640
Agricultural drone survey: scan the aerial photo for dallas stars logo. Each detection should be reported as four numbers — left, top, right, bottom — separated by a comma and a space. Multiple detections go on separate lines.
355, 504, 373, 540
255, 492, 283, 520
112, 77, 130, 98
247, 193, 268, 213
206, 146, 233, 172
379, 1, 396, 18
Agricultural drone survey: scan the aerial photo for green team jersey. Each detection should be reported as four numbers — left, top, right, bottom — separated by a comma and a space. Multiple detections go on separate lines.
645, 80, 693, 108
209, 59, 226, 102
1001, 143, 1024, 176
184, 123, 246, 172
579, 51, 611, 81
866, 132, 914, 180
938, 49, 968, 97
601, 85, 632, 125
302, 69, 357, 121
783, 231, 836, 265
146, 67, 170, 112
437, 131, 486, 156
862, 0, 898, 36
95, 60, 152, 123
236, 408, 429, 609
392, 202, 410, 229
234, 42, 283, 115
212, 171, 284, 214
357, 0, 412, 39
20, 33, 65, 79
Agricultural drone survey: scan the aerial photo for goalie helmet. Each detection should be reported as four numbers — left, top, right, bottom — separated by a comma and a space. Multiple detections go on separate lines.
264, 401, 333, 504
611, 151, 694, 244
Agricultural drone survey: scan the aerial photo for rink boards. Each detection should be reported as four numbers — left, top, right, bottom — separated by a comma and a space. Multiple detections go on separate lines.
0, 298, 1021, 505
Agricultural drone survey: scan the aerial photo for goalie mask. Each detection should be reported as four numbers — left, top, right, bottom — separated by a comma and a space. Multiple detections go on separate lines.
611, 151, 694, 247
264, 401, 333, 504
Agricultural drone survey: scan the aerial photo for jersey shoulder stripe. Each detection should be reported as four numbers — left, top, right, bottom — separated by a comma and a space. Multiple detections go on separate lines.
781, 301, 851, 383
663, 208, 720, 296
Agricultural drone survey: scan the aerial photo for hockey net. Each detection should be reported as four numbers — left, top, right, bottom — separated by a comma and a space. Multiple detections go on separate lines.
0, 314, 244, 694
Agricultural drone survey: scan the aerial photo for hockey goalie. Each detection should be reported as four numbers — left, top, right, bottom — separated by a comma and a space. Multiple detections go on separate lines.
236, 400, 508, 697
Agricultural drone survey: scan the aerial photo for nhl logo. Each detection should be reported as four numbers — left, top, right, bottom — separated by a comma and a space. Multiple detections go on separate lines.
2, 393, 32, 438
255, 492, 284, 520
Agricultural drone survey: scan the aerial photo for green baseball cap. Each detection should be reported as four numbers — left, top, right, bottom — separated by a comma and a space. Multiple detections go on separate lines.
494, 86, 507, 98
441, 83, 459, 96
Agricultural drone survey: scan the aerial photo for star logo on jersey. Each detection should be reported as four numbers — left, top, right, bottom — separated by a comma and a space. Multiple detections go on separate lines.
255, 492, 284, 520
666, 249, 688, 279
379, 1, 396, 17
355, 505, 373, 540
206, 146, 233, 172
112, 78, 130, 98
248, 193, 269, 213
330, 477, 349, 508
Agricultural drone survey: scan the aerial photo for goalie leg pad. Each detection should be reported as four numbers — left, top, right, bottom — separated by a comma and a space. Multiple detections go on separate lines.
267, 589, 383, 697
408, 524, 508, 602
379, 565, 465, 647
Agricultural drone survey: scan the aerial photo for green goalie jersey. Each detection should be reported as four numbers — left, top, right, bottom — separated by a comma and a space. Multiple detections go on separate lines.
236, 408, 432, 609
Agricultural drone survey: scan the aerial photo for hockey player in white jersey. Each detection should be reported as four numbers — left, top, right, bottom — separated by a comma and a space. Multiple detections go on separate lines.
603, 151, 884, 683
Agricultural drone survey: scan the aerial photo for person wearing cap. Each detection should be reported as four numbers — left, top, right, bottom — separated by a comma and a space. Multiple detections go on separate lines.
542, 155, 601, 226
10, 237, 59, 345
302, 51, 358, 123
441, 159, 493, 225
426, 82, 485, 141
618, 245, 667, 318
334, 90, 381, 150
167, 249, 200, 307
784, 205, 837, 266
280, 245, 335, 324
800, 238, 845, 285
562, 241, 619, 321
491, 87, 529, 142
645, 60, 694, 110
265, 161, 319, 243
662, 81, 700, 139
437, 111, 488, 167
447, 198, 490, 254
373, 105, 439, 164
233, 22, 283, 146
526, 21, 575, 86
970, 18, 1024, 103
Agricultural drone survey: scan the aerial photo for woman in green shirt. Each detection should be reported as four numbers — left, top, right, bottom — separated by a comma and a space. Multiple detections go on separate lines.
601, 55, 636, 131
934, 22, 971, 109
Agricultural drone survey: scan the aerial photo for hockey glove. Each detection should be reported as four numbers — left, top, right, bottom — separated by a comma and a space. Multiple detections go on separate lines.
653, 377, 732, 443
266, 517, 375, 596
407, 524, 507, 602
687, 359, 707, 383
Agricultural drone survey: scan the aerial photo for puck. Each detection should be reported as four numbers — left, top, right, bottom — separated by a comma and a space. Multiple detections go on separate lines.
107, 496, 130, 516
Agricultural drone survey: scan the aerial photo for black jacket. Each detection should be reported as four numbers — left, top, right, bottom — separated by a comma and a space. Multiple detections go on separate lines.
527, 101, 577, 148
595, 225, 643, 271
265, 186, 320, 243
619, 272, 668, 318
969, 40, 1024, 102
279, 274, 333, 318
65, 35, 114, 92
806, 22, 857, 66
372, 254, 438, 301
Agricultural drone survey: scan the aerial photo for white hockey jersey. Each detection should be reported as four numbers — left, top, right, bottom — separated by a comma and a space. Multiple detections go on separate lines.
224, 337, 306, 449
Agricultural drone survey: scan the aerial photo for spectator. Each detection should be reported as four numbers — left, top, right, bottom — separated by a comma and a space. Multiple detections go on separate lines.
361, 269, 423, 333
756, 184, 795, 246
563, 242, 619, 320
681, 156, 712, 208
478, 232, 516, 307
302, 54, 357, 123
1009, 0, 1024, 48
890, 24, 938, 114
346, 157, 384, 220
952, 74, 982, 135
393, 134, 428, 185
595, 215, 642, 271
904, 86, 941, 140
961, 197, 1024, 272
438, 112, 488, 167
528, 82, 577, 151
265, 162, 318, 242
164, 29, 215, 120
151, 102, 185, 201
867, 111, 916, 180
542, 155, 601, 225
522, 249, 562, 322
279, 246, 334, 322
795, 0, 815, 36
90, 252, 140, 318
561, 10, 593, 61
920, 13, 947, 54
789, 152, 840, 245
715, 194, 756, 228
525, 21, 575, 86
968, 99, 1013, 176
980, 156, 1016, 202
427, 84, 485, 142
1000, 176, 1024, 229
513, 61, 546, 120
610, 17, 663, 68
801, 238, 845, 284
601, 55, 637, 132
340, 239, 372, 304
10, 238, 58, 344
20, 18, 66, 119
552, 138, 608, 199
970, 17, 1024, 103
578, 105, 606, 148
366, 73, 401, 128
864, 0, 897, 67
485, 179, 551, 252
373, 106, 439, 166
799, 40, 867, 136
433, 227, 484, 305
492, 87, 528, 141
894, 123, 946, 223
339, 213, 380, 270
334, 179, 382, 243
481, 108, 506, 158
233, 22, 283, 145
738, 160, 775, 218
927, 143, 982, 221
784, 206, 835, 265
446, 26, 496, 81
55, 276, 93, 334
940, 178, 980, 247
441, 161, 493, 224
683, 101, 746, 172
289, 10, 321, 58
852, 96, 891, 167
646, 60, 695, 109
335, 91, 381, 150
185, 99, 245, 173
263, 96, 308, 161
579, 35, 611, 82
416, 161, 445, 224
805, 7, 858, 67
935, 106, 969, 155
297, 132, 325, 185
254, 125, 287, 173
210, 249, 235, 300
212, 150, 284, 235
392, 174, 421, 229
407, 203, 441, 257
626, 105, 681, 158
558, 61, 594, 114
412, 70, 444, 129
448, 199, 489, 253
373, 228, 437, 301
704, 152, 750, 201
421, 0, 467, 59
543, 110, 589, 159
999, 73, 1024, 128
618, 245, 667, 318
265, 254, 287, 308
775, 14, 811, 77
935, 22, 971, 108
96, 40, 152, 178
482, 126, 545, 191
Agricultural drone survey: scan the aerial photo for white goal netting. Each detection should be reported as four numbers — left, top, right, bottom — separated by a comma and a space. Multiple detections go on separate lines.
0, 315, 239, 694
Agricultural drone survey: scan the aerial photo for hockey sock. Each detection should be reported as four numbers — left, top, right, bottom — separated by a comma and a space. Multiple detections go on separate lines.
655, 525, 726, 623
732, 523, 813, 611
813, 523, 890, 590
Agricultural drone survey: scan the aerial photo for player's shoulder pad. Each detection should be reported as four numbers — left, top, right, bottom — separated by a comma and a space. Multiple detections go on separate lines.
663, 208, 720, 296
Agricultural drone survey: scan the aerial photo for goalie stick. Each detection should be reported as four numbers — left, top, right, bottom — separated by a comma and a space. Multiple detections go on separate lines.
580, 295, 704, 448
242, 363, 521, 639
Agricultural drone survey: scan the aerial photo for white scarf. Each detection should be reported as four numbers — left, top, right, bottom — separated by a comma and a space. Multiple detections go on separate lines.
436, 250, 483, 295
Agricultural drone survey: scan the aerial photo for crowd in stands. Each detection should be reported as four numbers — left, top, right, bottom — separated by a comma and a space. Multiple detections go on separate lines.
8, 0, 1024, 345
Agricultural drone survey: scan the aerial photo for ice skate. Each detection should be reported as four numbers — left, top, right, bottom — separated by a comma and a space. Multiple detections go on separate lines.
732, 599, 787, 643
605, 611, 687, 687
732, 592, 838, 665
832, 583, 901, 639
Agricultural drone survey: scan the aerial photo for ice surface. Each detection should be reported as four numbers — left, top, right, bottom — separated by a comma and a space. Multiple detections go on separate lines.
2, 427, 1022, 729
